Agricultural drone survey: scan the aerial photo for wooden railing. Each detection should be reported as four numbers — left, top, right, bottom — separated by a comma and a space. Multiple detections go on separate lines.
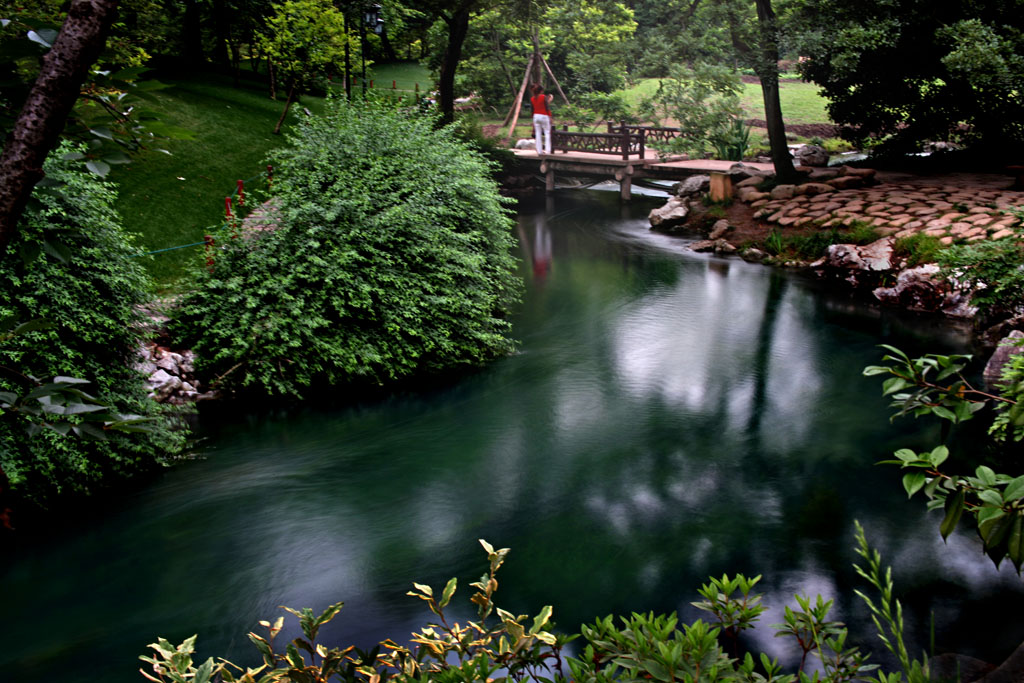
552, 126, 644, 160
549, 123, 683, 159
607, 122, 684, 147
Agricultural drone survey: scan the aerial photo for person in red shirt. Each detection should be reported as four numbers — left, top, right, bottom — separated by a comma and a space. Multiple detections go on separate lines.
530, 83, 553, 155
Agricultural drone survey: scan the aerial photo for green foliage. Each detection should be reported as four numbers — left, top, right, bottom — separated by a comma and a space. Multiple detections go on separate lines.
793, 0, 1024, 158
709, 117, 752, 162
638, 63, 743, 158
935, 238, 1024, 317
864, 344, 1024, 570
0, 320, 156, 440
140, 634, 220, 683
569, 91, 636, 130
763, 225, 879, 261
149, 532, 928, 683
1, 5, 189, 178
257, 0, 349, 87
543, 0, 637, 94
0, 144, 184, 503
170, 98, 521, 398
852, 522, 930, 683
990, 339, 1024, 444
892, 233, 943, 268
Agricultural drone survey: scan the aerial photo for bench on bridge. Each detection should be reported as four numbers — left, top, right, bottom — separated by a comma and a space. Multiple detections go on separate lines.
551, 123, 683, 160
552, 126, 646, 160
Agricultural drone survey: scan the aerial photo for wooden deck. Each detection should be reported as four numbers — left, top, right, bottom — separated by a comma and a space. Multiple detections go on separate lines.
511, 148, 774, 199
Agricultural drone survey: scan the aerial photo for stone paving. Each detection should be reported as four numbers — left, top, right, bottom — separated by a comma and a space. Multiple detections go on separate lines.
737, 169, 1024, 245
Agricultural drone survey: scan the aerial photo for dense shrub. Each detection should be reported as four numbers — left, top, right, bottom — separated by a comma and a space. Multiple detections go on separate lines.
936, 237, 1024, 317
171, 98, 521, 397
0, 146, 185, 504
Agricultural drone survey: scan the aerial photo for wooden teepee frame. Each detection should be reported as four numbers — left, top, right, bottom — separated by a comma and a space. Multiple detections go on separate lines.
504, 34, 569, 140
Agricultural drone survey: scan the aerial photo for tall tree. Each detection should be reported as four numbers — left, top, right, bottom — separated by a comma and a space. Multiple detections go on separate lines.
427, 0, 478, 125
258, 0, 348, 134
727, 0, 798, 181
0, 0, 120, 254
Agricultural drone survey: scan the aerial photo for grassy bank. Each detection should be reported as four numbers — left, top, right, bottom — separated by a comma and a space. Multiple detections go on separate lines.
110, 71, 326, 286
111, 64, 437, 287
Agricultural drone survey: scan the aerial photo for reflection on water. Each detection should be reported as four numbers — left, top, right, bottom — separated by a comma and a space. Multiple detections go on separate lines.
2, 191, 1022, 682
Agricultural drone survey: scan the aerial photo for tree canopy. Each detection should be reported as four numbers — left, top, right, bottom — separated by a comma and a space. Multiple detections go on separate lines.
793, 0, 1024, 158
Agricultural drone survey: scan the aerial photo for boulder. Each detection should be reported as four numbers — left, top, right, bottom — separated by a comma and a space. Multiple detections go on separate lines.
816, 238, 895, 287
872, 264, 950, 311
155, 353, 181, 374
148, 368, 173, 386
924, 141, 961, 154
741, 247, 768, 262
708, 220, 730, 240
978, 639, 1024, 683
794, 144, 829, 167
840, 165, 877, 180
737, 187, 770, 203
826, 175, 863, 190
979, 314, 1024, 349
929, 653, 995, 683
649, 198, 690, 228
983, 330, 1024, 388
808, 167, 841, 181
735, 176, 764, 189
728, 162, 770, 181
770, 184, 797, 200
690, 238, 736, 254
795, 182, 835, 196
154, 375, 183, 402
675, 174, 711, 197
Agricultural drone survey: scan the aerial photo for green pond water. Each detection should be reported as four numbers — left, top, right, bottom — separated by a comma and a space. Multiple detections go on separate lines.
2, 190, 1023, 682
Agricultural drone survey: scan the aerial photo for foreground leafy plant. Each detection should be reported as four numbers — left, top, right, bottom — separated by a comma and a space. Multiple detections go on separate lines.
145, 531, 936, 683
865, 343, 1024, 570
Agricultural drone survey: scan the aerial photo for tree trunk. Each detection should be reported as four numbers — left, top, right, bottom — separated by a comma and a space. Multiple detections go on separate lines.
437, 2, 473, 126
492, 30, 517, 99
230, 41, 241, 88
0, 0, 120, 255
530, 30, 544, 86
753, 0, 797, 182
273, 80, 297, 135
759, 73, 797, 182
380, 24, 397, 61
181, 0, 203, 66
210, 0, 230, 65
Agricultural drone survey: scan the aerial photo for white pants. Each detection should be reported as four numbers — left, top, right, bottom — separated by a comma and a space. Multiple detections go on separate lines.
533, 114, 552, 154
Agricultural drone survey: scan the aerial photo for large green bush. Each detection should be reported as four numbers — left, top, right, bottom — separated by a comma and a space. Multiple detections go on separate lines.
0, 145, 185, 504
171, 98, 521, 397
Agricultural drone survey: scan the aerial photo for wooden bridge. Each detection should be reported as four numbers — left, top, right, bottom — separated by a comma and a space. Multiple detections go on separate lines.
513, 123, 774, 199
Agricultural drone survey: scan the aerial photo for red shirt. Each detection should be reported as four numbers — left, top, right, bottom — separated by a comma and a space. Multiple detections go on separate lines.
531, 94, 551, 116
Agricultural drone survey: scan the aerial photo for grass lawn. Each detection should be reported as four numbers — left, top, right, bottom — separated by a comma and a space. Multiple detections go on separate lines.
367, 60, 432, 93
616, 76, 830, 125
110, 71, 325, 287
110, 62, 436, 288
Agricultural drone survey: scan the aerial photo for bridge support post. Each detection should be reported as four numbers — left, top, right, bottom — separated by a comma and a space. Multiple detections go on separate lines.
616, 165, 634, 201
541, 161, 554, 193
710, 172, 734, 201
